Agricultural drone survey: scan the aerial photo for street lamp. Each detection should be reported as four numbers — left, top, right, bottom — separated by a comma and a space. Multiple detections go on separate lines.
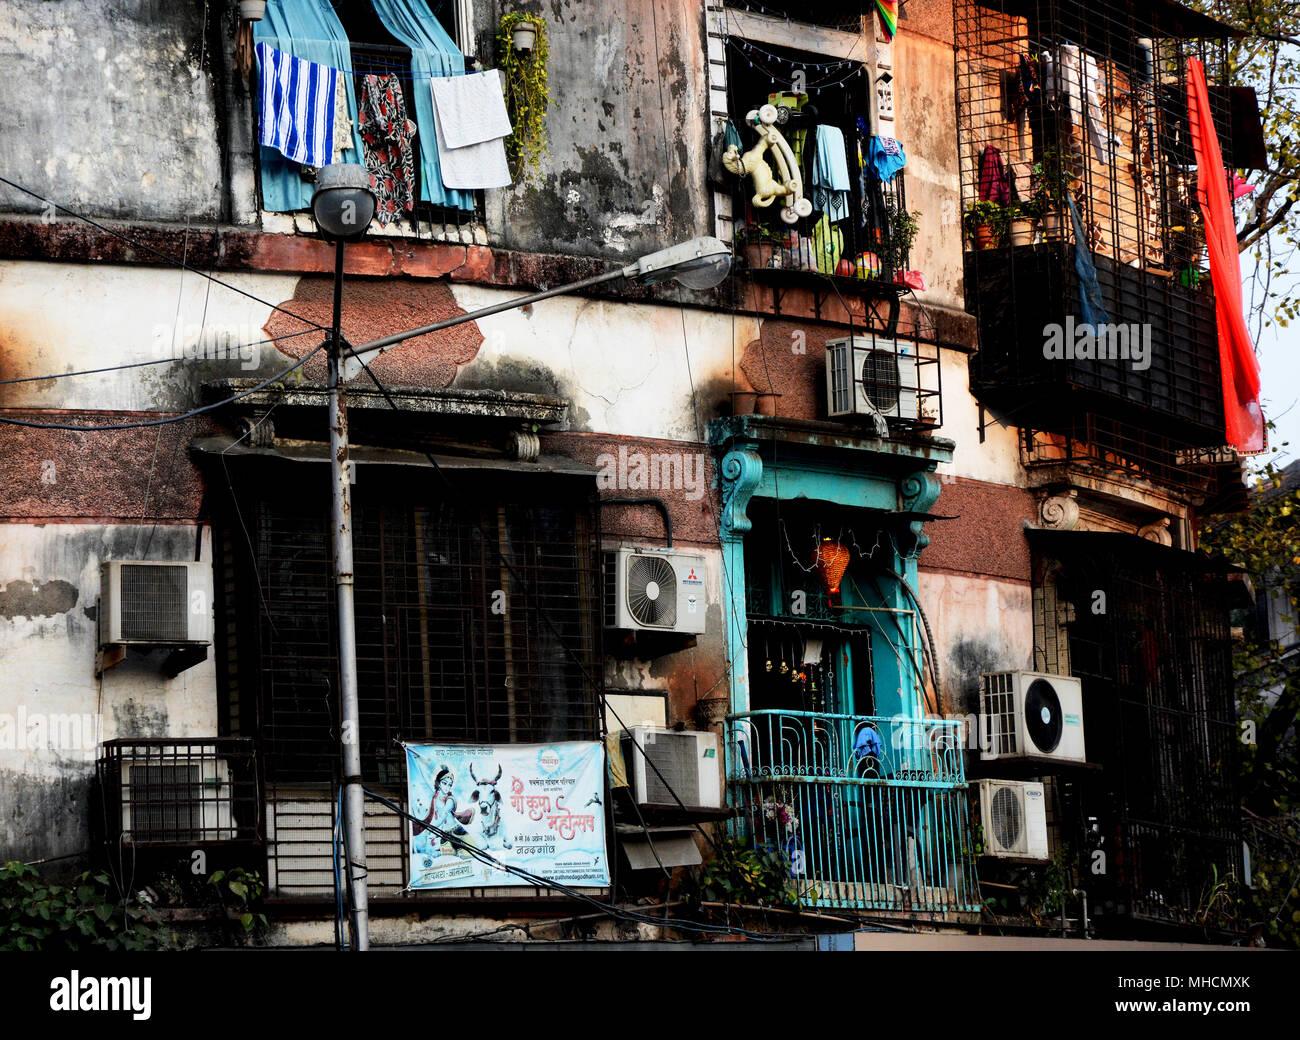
307, 171, 730, 950
311, 162, 376, 952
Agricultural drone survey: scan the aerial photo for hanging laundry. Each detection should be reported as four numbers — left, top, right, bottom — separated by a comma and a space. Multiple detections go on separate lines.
1188, 57, 1265, 453
430, 70, 513, 189
358, 74, 418, 226
1068, 197, 1110, 329
811, 124, 851, 223
812, 214, 844, 275
1229, 171, 1257, 199
332, 76, 354, 163
1010, 53, 1039, 119
1042, 45, 1117, 165
255, 42, 337, 168
978, 145, 1011, 204
874, 0, 899, 41
868, 135, 907, 183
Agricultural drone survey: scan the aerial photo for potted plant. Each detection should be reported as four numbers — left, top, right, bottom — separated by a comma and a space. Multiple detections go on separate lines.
963, 200, 1005, 250
1006, 197, 1041, 246
1033, 147, 1075, 242
498, 13, 550, 178
879, 201, 921, 278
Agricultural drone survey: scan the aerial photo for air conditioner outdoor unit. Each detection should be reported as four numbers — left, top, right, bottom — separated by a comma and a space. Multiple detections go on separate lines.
980, 670, 1086, 764
100, 561, 213, 646
119, 757, 236, 843
979, 779, 1049, 860
621, 727, 722, 809
825, 335, 920, 422
603, 547, 707, 635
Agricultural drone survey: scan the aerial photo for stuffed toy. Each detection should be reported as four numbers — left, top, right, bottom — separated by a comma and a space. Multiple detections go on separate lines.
722, 105, 814, 225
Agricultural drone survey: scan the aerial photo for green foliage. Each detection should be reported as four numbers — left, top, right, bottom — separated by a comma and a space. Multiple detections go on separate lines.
880, 201, 921, 276
208, 867, 268, 935
1031, 145, 1078, 209
1187, 2, 1300, 330
1022, 848, 1074, 924
683, 837, 799, 908
1201, 459, 1300, 946
963, 200, 1008, 239
0, 860, 171, 951
497, 13, 550, 180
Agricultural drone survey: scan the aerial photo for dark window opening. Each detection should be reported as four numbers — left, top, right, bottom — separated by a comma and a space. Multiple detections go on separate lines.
215, 468, 602, 786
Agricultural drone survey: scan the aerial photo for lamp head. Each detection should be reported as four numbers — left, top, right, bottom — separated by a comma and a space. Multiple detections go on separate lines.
311, 163, 376, 240
625, 236, 732, 290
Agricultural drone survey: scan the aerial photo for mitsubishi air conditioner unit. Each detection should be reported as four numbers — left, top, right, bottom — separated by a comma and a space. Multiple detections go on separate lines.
100, 561, 213, 646
979, 779, 1049, 860
980, 670, 1086, 764
621, 727, 722, 809
603, 547, 707, 635
825, 335, 920, 422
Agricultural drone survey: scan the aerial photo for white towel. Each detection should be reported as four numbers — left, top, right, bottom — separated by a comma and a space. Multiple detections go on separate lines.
430, 95, 512, 189
430, 70, 512, 149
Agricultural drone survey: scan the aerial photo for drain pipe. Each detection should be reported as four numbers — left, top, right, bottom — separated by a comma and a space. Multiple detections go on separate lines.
602, 497, 673, 547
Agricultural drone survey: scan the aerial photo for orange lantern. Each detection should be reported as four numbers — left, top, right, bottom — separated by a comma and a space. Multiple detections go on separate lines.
814, 538, 851, 598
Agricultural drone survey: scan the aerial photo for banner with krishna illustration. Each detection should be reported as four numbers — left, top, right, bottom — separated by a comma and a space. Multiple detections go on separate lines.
405, 742, 609, 890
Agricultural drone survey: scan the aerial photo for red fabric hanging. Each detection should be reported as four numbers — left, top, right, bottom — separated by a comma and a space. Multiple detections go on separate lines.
1187, 58, 1265, 453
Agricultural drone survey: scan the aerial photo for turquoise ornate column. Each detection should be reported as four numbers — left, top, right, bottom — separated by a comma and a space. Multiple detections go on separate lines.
718, 444, 762, 740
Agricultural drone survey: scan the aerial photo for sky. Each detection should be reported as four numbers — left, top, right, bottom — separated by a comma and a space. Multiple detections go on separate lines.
1256, 316, 1300, 472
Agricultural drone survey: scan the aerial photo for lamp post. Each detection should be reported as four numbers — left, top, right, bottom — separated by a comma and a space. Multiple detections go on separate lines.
310, 163, 729, 952
311, 163, 376, 951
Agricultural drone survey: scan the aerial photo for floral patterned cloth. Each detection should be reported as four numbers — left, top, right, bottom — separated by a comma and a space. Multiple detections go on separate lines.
358, 74, 418, 225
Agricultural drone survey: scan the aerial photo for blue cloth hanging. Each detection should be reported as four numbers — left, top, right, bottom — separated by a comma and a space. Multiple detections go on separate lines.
854, 726, 884, 760
254, 0, 366, 213
371, 0, 474, 211
1069, 196, 1110, 327
812, 124, 851, 222
868, 135, 907, 183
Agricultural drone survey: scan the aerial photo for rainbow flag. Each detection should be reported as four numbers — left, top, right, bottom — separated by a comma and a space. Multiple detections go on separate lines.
875, 0, 898, 40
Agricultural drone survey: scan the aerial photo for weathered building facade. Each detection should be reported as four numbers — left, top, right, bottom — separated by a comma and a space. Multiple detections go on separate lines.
0, 0, 1257, 943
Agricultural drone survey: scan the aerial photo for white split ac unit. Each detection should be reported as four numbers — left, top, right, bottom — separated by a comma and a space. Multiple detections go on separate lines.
979, 779, 1049, 860
603, 547, 707, 635
100, 561, 213, 647
825, 335, 921, 422
119, 757, 235, 843
980, 670, 1086, 764
621, 727, 722, 809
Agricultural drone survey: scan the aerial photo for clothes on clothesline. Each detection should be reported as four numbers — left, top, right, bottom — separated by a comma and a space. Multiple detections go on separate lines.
430, 70, 512, 189
1041, 45, 1118, 165
978, 145, 1011, 204
868, 135, 907, 183
256, 43, 338, 168
358, 74, 418, 225
812, 124, 852, 223
1069, 196, 1110, 328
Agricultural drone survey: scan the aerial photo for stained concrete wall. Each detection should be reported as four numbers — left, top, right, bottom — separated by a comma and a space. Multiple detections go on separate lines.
0, 524, 217, 863
0, 1, 237, 223
482, 0, 714, 259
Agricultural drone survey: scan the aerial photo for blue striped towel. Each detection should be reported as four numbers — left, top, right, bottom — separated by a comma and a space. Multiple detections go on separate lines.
256, 42, 337, 168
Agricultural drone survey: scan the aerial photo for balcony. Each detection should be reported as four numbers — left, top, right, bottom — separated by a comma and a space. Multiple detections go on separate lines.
967, 243, 1225, 445
725, 711, 980, 915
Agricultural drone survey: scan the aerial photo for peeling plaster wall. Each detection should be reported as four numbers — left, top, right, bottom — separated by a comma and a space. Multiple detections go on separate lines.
0, 1, 227, 223
484, 0, 712, 260
917, 570, 1034, 716
0, 524, 218, 862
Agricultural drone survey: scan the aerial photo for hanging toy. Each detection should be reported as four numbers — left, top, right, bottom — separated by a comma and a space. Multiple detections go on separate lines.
722, 105, 814, 225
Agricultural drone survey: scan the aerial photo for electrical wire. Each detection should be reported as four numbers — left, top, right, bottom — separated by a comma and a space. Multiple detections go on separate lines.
363, 787, 811, 943
0, 342, 326, 431
0, 328, 324, 386
0, 174, 329, 332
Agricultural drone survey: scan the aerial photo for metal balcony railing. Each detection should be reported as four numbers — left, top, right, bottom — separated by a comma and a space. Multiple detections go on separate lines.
725, 711, 980, 914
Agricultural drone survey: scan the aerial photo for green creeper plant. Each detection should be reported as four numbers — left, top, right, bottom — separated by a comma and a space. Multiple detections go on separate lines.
208, 867, 269, 936
497, 13, 551, 180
